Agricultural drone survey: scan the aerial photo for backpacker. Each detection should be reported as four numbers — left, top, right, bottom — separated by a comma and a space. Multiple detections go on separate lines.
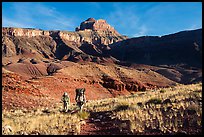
75, 88, 85, 102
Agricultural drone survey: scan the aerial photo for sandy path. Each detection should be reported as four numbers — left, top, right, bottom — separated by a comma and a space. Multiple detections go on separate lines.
80, 110, 132, 135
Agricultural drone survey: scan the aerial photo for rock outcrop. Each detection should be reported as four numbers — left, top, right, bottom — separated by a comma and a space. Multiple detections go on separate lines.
2, 27, 50, 37
102, 75, 125, 91
2, 18, 127, 46
76, 18, 120, 35
101, 75, 148, 92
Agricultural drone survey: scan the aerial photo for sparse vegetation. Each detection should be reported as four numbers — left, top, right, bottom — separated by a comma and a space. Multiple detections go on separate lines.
2, 83, 202, 135
112, 83, 202, 134
2, 108, 82, 135
146, 98, 162, 105
114, 104, 130, 111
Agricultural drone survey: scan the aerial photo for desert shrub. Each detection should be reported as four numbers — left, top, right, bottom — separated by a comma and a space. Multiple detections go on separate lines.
160, 89, 166, 93
146, 98, 162, 105
193, 89, 202, 93
42, 109, 51, 114
191, 91, 202, 99
114, 104, 130, 111
137, 102, 143, 107
186, 104, 199, 114
162, 99, 172, 104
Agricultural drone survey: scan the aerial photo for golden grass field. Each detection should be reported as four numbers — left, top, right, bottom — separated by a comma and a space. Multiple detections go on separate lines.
2, 82, 202, 135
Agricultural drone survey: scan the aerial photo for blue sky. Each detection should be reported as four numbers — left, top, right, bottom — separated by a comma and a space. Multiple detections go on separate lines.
2, 2, 202, 37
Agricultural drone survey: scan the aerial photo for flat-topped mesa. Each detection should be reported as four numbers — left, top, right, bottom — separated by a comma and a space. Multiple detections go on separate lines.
2, 27, 50, 37
2, 18, 128, 46
75, 18, 120, 35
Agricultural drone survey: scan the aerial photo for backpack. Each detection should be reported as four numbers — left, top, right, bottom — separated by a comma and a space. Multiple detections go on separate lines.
62, 94, 70, 103
75, 88, 85, 102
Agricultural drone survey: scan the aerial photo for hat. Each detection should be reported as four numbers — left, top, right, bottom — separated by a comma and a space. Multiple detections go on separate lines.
64, 92, 68, 95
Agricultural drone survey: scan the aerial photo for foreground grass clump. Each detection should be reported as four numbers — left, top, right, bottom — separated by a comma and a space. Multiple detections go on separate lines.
77, 111, 90, 120
146, 98, 162, 105
115, 104, 130, 111
160, 89, 166, 93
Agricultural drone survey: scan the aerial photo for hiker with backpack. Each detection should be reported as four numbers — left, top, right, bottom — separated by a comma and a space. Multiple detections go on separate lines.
61, 92, 70, 112
75, 88, 86, 111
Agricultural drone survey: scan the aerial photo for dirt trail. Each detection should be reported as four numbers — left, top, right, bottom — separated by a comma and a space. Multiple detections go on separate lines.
79, 109, 202, 135
80, 110, 132, 135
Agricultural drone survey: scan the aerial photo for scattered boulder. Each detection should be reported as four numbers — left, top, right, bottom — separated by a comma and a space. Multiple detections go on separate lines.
42, 108, 51, 113
2, 125, 13, 135
46, 63, 63, 75
17, 58, 31, 64
30, 58, 41, 64
30, 131, 40, 135
80, 120, 86, 125
18, 130, 28, 135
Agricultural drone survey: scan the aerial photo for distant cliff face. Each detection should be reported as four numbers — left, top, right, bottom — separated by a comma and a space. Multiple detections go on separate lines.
2, 18, 127, 64
2, 18, 127, 46
109, 29, 202, 68
2, 27, 50, 37
2, 28, 125, 46
2, 18, 202, 68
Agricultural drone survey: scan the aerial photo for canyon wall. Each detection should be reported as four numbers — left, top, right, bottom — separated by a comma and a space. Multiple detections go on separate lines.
2, 18, 127, 46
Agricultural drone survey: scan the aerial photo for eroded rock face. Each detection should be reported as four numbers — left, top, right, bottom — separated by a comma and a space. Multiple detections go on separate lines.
2, 18, 127, 47
63, 18, 127, 46
124, 77, 148, 91
102, 76, 125, 91
2, 18, 128, 62
101, 75, 148, 92
110, 29, 202, 68
124, 81, 147, 91
76, 18, 120, 35
2, 27, 50, 37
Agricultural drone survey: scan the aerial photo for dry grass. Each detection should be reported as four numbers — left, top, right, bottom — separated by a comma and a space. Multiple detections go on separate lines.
2, 105, 88, 135
2, 82, 202, 135
84, 82, 202, 134
112, 83, 202, 134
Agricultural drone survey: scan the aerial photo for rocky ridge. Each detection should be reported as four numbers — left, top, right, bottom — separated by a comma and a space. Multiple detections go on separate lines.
109, 29, 202, 68
2, 18, 127, 63
2, 17, 126, 47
